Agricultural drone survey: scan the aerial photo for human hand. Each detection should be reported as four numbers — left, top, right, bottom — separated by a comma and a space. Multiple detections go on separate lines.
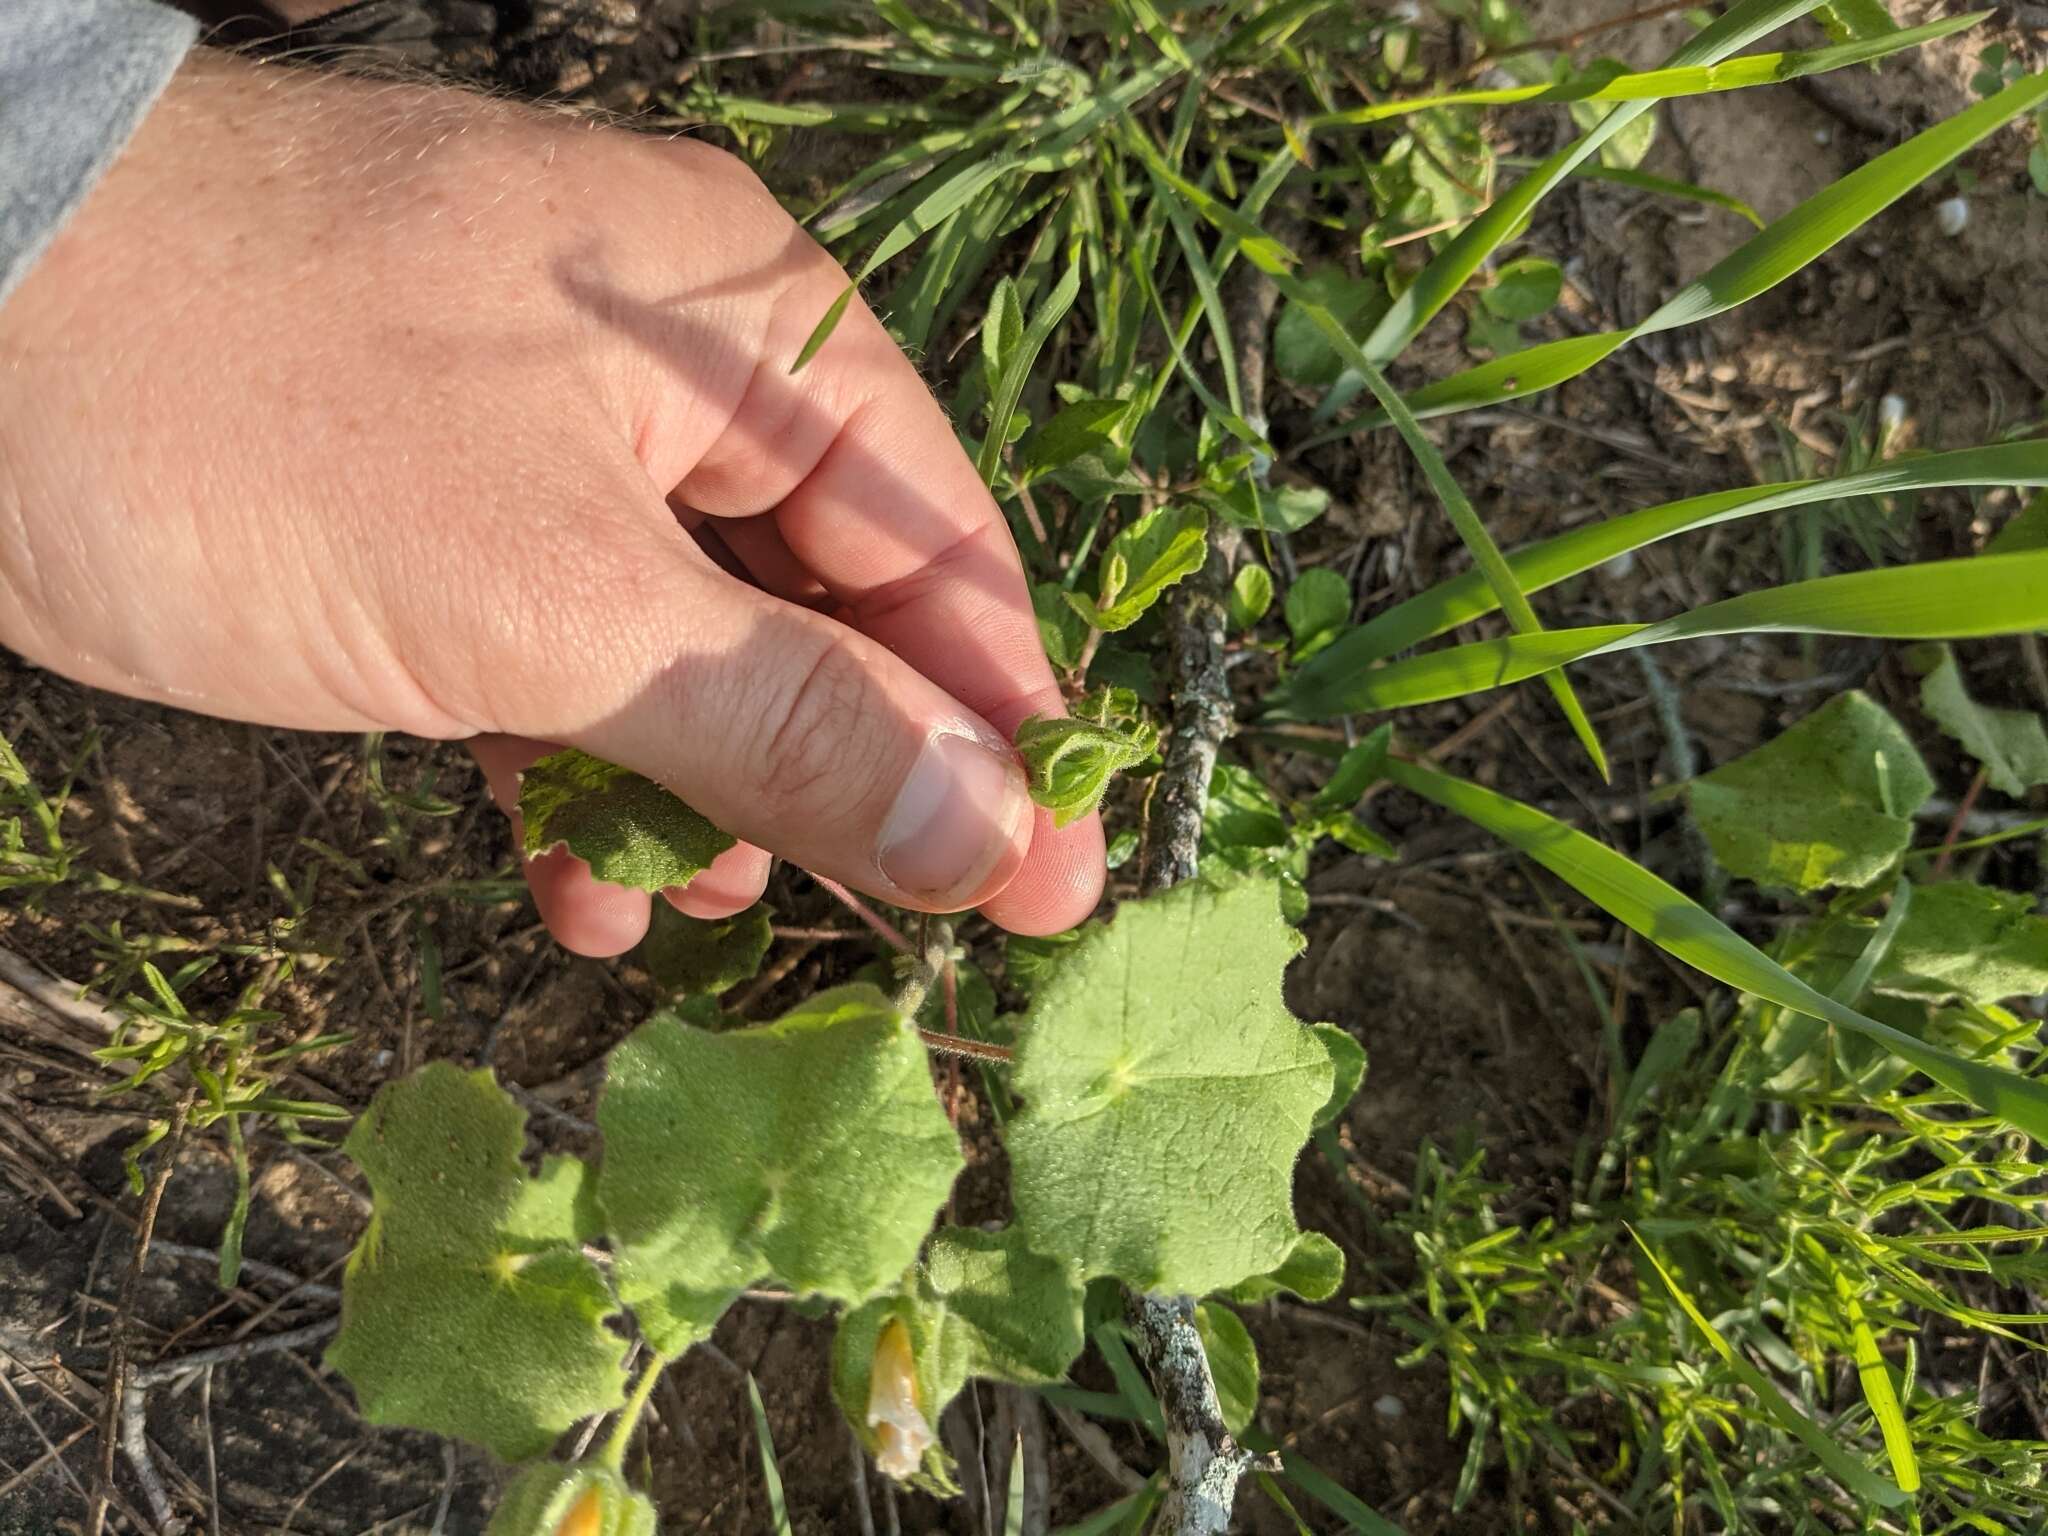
0, 50, 1105, 953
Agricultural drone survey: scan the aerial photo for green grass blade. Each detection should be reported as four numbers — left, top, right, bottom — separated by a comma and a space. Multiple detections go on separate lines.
1310, 12, 1983, 127
1831, 878, 1912, 1007
1353, 0, 1830, 365
1374, 71, 2048, 419
747, 1374, 794, 1536
1289, 551, 2048, 715
789, 283, 857, 375
1568, 163, 1765, 227
1150, 173, 1247, 418
1388, 758, 2048, 1144
1631, 1233, 1908, 1507
1004, 1435, 1028, 1535
978, 258, 1083, 486
1307, 441, 2048, 667
1643, 69, 2048, 333
1287, 304, 1610, 777
1835, 1266, 1921, 1494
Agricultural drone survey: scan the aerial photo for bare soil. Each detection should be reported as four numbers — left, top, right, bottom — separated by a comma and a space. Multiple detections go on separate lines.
4, 2, 2045, 1532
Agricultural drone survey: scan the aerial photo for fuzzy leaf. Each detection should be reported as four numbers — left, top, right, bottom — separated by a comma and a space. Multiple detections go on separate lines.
1865, 882, 2048, 1005
1009, 880, 1332, 1295
1230, 564, 1276, 631
1076, 506, 1209, 632
486, 1464, 658, 1536
1689, 692, 1932, 892
598, 985, 963, 1357
519, 748, 734, 894
327, 1066, 627, 1460
1224, 1231, 1346, 1304
643, 901, 773, 998
1194, 1302, 1260, 1436
1015, 688, 1159, 827
1021, 398, 1129, 479
1917, 644, 2048, 797
833, 1226, 1085, 1483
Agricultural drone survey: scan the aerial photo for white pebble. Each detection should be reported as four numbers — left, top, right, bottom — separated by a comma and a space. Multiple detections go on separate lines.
373, 1049, 394, 1068
1813, 126, 1832, 146
1603, 549, 1638, 581
1879, 394, 1908, 432
1936, 196, 1969, 237
1374, 1394, 1406, 1420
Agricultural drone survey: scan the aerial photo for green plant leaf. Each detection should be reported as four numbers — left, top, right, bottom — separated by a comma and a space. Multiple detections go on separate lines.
1284, 568, 1353, 659
1076, 506, 1210, 631
1274, 270, 1390, 388
1916, 643, 2048, 797
982, 276, 1024, 379
1194, 1302, 1260, 1435
598, 985, 964, 1357
1285, 551, 2048, 717
1313, 12, 1969, 127
1833, 1265, 1920, 1497
642, 901, 773, 998
1298, 441, 2048, 672
1632, 1232, 1908, 1507
1022, 398, 1130, 479
1229, 565, 1276, 631
1281, 321, 1610, 778
327, 1065, 628, 1460
748, 1375, 795, 1536
1009, 880, 1332, 1294
1481, 257, 1563, 321
1816, 0, 1897, 44
486, 1463, 658, 1536
1016, 687, 1160, 827
519, 748, 734, 894
1691, 692, 1932, 892
1034, 582, 1091, 671
1309, 1024, 1366, 1130
1355, 0, 1836, 366
1223, 1231, 1346, 1304
1857, 881, 2048, 1005
979, 262, 1083, 486
833, 1226, 1085, 1481
1388, 757, 2048, 1141
1365, 70, 2048, 425
1312, 726, 1395, 811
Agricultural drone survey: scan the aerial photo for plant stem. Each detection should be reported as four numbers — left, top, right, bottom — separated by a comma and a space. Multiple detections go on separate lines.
600, 1353, 668, 1472
815, 875, 914, 953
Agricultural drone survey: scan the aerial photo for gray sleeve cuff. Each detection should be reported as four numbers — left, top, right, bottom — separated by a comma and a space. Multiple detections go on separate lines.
0, 0, 200, 307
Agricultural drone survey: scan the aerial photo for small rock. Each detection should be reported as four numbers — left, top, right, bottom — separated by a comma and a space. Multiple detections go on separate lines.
1936, 196, 1969, 237
1374, 1394, 1406, 1420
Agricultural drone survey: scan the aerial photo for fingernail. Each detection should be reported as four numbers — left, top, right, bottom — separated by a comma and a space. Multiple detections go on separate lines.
877, 729, 1029, 908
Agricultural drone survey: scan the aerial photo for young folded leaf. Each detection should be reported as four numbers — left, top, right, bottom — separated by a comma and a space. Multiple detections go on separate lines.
1016, 687, 1159, 826
1068, 505, 1209, 631
519, 748, 734, 894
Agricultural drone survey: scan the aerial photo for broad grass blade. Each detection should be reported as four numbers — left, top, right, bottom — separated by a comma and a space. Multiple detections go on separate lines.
1310, 12, 1983, 127
1374, 71, 2048, 421
1308, 441, 2048, 669
1354, 0, 1832, 365
1389, 758, 2048, 1144
1290, 551, 2048, 715
1835, 1266, 1922, 1494
1287, 301, 1610, 777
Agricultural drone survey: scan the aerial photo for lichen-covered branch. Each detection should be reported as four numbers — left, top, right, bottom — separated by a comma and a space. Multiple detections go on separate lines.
1138, 537, 1234, 894
1128, 527, 1256, 1536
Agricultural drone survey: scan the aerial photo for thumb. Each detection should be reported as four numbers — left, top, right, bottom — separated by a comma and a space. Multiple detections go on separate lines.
562, 559, 1035, 915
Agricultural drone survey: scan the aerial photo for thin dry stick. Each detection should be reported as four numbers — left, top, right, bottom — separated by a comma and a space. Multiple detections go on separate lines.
91, 1089, 196, 1536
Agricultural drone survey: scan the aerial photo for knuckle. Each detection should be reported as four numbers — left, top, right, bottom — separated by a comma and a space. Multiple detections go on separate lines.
755, 634, 889, 819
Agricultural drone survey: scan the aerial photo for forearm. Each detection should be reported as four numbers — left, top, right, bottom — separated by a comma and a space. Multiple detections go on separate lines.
0, 0, 197, 306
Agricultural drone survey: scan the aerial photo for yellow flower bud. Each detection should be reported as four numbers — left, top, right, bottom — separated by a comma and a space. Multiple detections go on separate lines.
865, 1317, 933, 1479
554, 1487, 604, 1536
